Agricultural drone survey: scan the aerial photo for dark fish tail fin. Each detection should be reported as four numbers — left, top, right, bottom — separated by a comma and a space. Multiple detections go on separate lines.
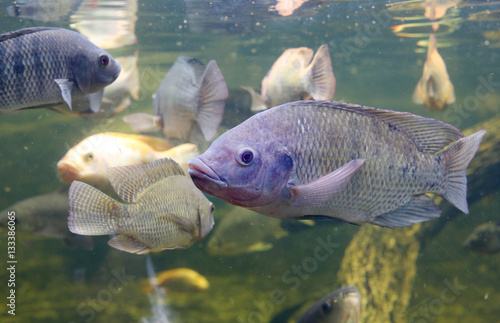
441, 130, 486, 214
307, 44, 336, 100
68, 181, 123, 236
197, 60, 228, 141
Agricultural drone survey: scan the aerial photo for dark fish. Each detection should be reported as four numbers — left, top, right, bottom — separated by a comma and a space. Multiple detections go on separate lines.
123, 56, 228, 143
463, 222, 500, 255
0, 27, 121, 113
0, 188, 93, 250
188, 100, 486, 228
297, 286, 361, 323
68, 158, 215, 254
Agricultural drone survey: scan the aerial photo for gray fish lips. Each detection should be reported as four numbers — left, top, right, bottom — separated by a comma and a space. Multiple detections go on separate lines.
188, 158, 227, 188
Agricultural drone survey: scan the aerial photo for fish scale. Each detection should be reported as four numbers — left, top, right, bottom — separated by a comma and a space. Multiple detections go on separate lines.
0, 27, 120, 113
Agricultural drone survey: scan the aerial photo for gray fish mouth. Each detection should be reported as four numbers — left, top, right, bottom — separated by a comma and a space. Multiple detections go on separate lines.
188, 158, 227, 188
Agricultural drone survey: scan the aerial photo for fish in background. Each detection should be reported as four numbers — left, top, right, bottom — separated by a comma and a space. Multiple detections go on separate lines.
141, 268, 209, 293
241, 44, 335, 111
296, 285, 361, 323
69, 0, 138, 50
463, 222, 500, 255
57, 132, 199, 195
0, 188, 93, 250
413, 33, 456, 110
123, 56, 228, 143
0, 27, 121, 113
206, 206, 288, 256
51, 51, 140, 117
68, 158, 215, 254
274, 0, 310, 17
188, 100, 486, 228
7, 0, 84, 22
421, 0, 461, 21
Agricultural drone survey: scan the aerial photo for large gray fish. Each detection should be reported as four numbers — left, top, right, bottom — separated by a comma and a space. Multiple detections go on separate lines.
0, 188, 93, 250
123, 56, 228, 143
297, 285, 361, 323
68, 158, 214, 254
188, 100, 486, 228
0, 27, 121, 113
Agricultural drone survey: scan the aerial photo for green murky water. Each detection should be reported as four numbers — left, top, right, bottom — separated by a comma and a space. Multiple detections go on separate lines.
0, 0, 499, 322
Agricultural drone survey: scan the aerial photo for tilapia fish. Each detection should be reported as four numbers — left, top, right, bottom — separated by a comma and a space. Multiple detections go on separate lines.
0, 27, 120, 113
57, 132, 198, 194
242, 44, 335, 111
68, 158, 214, 254
188, 100, 486, 228
413, 33, 455, 110
297, 285, 361, 323
123, 56, 228, 143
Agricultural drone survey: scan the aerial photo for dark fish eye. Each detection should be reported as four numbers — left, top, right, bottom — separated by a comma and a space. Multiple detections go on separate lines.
236, 148, 255, 166
321, 301, 333, 314
85, 153, 94, 161
210, 204, 215, 213
99, 55, 109, 67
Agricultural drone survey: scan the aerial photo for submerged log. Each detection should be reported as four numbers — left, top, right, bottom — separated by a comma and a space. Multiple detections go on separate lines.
336, 115, 500, 323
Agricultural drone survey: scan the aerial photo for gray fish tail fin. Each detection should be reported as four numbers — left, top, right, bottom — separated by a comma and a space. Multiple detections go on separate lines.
197, 60, 229, 141
68, 181, 123, 236
307, 44, 336, 100
122, 113, 161, 132
441, 130, 486, 214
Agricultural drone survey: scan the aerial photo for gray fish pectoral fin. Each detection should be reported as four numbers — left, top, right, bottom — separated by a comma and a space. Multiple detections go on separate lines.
369, 194, 441, 228
87, 90, 104, 113
108, 235, 149, 254
289, 159, 365, 207
55, 79, 74, 110
168, 213, 197, 238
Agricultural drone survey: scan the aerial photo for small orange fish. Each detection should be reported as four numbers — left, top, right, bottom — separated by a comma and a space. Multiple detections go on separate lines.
242, 44, 335, 111
57, 132, 199, 194
412, 33, 455, 110
142, 268, 209, 293
421, 0, 461, 21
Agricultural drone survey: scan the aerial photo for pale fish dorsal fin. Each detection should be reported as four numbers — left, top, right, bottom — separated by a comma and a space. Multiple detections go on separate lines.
102, 132, 174, 151
308, 100, 464, 154
196, 60, 228, 141
107, 158, 185, 203
108, 234, 150, 254
290, 159, 365, 206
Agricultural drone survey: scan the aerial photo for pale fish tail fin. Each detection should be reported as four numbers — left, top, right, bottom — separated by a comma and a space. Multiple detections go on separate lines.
241, 86, 268, 112
307, 44, 336, 100
441, 130, 486, 214
68, 181, 123, 236
123, 113, 162, 132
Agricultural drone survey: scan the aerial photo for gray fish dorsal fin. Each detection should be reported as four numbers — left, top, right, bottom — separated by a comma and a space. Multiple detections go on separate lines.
0, 27, 60, 43
308, 100, 464, 154
107, 158, 185, 203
